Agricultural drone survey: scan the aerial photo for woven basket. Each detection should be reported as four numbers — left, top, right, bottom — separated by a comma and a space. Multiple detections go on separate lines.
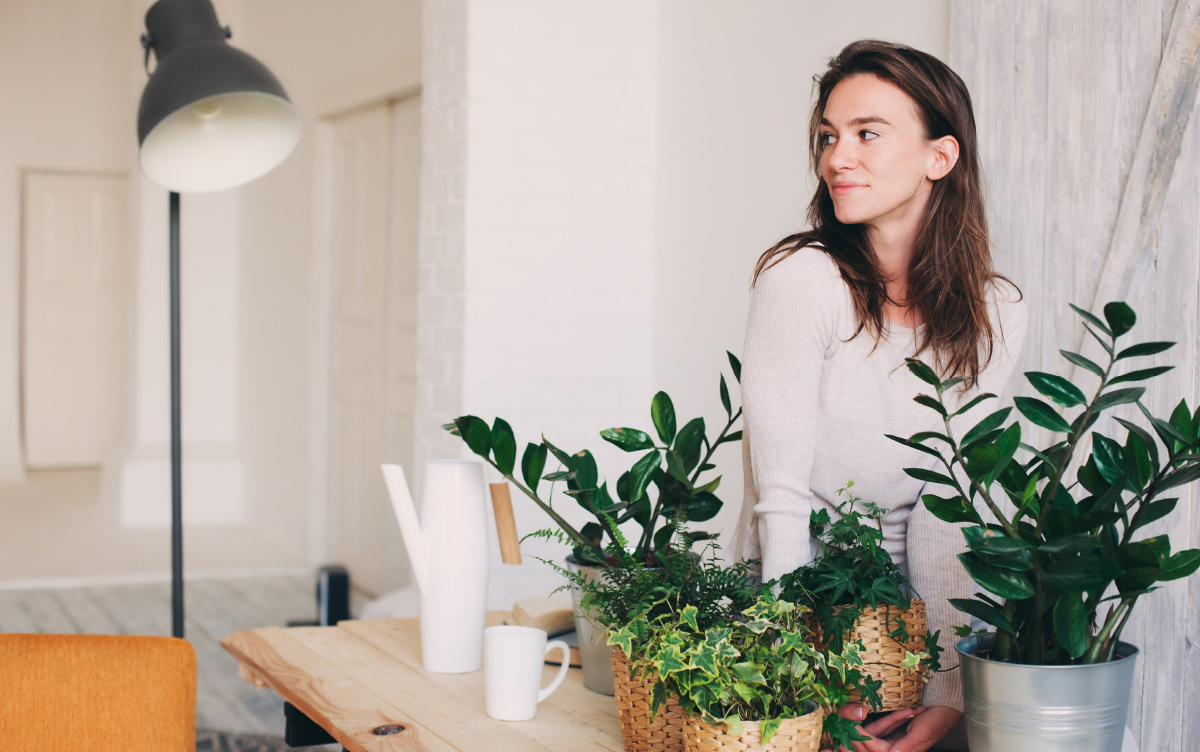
815, 600, 928, 711
681, 708, 825, 752
612, 647, 685, 752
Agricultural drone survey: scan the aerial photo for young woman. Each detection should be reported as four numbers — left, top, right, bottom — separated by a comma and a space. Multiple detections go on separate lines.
730, 41, 1027, 752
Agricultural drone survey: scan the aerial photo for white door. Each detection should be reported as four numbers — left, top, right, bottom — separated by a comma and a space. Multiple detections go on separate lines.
22, 172, 131, 468
323, 97, 420, 597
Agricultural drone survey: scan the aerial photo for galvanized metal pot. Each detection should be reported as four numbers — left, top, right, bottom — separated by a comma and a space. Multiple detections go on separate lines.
566, 557, 615, 695
957, 633, 1139, 752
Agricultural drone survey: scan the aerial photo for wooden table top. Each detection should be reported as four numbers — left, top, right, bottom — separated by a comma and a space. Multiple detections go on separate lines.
221, 611, 624, 752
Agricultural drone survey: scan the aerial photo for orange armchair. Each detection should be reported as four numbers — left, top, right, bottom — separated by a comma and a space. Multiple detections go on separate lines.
0, 633, 196, 752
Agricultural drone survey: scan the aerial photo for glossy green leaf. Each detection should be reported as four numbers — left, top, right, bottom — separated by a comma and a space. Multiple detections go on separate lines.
906, 358, 941, 387
953, 392, 996, 417
1070, 303, 1112, 336
720, 374, 732, 418
1170, 399, 1194, 450
962, 408, 1013, 448
1026, 372, 1087, 407
1053, 592, 1089, 659
490, 418, 518, 475
1158, 549, 1200, 581
455, 416, 492, 457
652, 522, 676, 553
1042, 555, 1123, 591
1060, 349, 1105, 378
521, 442, 547, 493
904, 467, 956, 487
1159, 463, 1200, 492
1115, 341, 1174, 360
1094, 387, 1145, 411
1014, 396, 1072, 433
1136, 497, 1177, 529
1109, 366, 1174, 385
1039, 533, 1102, 556
949, 597, 1014, 633
665, 450, 688, 482
922, 494, 983, 525
651, 391, 677, 445
718, 430, 743, 444
1103, 302, 1136, 336
687, 492, 722, 522
958, 552, 1036, 599
675, 417, 706, 474
914, 394, 947, 416
1091, 434, 1127, 485
570, 450, 599, 491
1115, 418, 1159, 474
886, 434, 942, 460
600, 427, 655, 452
727, 351, 742, 383
629, 449, 660, 501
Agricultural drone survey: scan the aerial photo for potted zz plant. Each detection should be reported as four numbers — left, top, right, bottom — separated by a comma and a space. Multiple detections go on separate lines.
624, 595, 874, 752
444, 352, 744, 694
559, 533, 757, 752
778, 481, 940, 712
893, 301, 1200, 752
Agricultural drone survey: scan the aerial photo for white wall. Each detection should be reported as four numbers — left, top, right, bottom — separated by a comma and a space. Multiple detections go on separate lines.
654, 0, 950, 547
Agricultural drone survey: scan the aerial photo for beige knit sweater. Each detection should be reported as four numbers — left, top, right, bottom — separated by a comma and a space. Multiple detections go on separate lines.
730, 245, 1028, 711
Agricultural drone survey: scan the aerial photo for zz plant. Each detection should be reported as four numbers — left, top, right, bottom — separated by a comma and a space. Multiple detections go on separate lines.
893, 301, 1200, 665
444, 352, 744, 566
622, 595, 873, 749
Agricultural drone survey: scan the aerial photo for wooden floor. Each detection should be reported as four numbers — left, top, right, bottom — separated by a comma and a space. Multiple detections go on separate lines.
0, 576, 362, 736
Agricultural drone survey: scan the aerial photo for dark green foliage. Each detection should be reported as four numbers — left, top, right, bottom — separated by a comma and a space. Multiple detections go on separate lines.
777, 482, 941, 702
444, 353, 744, 566
894, 301, 1200, 666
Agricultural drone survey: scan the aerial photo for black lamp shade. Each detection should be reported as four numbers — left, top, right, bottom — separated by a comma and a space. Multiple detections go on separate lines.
137, 0, 301, 193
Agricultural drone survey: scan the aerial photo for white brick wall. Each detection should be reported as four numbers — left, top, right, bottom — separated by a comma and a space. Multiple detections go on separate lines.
417, 0, 659, 603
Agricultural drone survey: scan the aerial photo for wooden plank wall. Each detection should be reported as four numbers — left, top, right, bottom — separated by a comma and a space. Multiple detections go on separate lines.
950, 1, 1200, 749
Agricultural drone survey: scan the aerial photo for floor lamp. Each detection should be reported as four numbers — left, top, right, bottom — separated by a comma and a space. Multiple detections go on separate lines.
136, 0, 301, 638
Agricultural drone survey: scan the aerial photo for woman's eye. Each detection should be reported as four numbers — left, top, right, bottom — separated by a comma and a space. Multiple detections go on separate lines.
860, 130, 879, 141
820, 133, 836, 146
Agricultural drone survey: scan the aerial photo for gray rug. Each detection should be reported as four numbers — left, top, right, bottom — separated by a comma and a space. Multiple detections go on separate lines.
196, 728, 340, 752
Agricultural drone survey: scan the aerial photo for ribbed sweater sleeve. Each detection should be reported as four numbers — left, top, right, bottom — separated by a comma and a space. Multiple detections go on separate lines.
907, 280, 1029, 711
741, 249, 842, 583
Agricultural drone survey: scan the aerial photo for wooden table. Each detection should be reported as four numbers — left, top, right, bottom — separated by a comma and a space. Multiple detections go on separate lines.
221, 612, 623, 752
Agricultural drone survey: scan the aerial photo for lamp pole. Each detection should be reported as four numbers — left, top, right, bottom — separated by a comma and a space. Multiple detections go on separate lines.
169, 191, 184, 639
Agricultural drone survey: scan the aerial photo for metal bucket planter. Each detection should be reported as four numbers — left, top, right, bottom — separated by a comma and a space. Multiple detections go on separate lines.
567, 557, 615, 695
957, 633, 1139, 752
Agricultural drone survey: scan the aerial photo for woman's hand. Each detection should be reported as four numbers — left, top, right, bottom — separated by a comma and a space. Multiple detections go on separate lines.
820, 703, 961, 752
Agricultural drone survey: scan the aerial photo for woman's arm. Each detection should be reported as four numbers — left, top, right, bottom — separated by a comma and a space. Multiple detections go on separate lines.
742, 248, 844, 582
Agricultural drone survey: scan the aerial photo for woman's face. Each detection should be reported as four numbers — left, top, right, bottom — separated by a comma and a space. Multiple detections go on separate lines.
818, 74, 957, 227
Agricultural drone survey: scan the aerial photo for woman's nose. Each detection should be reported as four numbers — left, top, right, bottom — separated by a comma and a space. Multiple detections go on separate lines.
825, 138, 857, 171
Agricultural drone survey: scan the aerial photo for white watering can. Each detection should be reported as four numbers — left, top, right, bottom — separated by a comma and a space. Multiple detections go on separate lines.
382, 460, 490, 673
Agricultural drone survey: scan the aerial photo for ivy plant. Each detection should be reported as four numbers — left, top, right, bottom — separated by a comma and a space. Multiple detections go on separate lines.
444, 352, 744, 566
894, 301, 1200, 665
620, 595, 872, 749
778, 481, 941, 701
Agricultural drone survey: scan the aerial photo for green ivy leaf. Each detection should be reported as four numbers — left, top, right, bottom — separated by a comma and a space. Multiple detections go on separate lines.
1014, 396, 1073, 433
651, 391, 677, 444
680, 605, 699, 631
1026, 372, 1087, 407
761, 718, 782, 745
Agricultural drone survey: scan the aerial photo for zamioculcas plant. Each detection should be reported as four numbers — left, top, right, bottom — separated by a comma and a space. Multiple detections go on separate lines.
893, 301, 1200, 665
443, 352, 744, 566
623, 595, 875, 750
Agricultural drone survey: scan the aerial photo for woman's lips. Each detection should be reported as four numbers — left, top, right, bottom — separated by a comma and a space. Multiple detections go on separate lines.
832, 183, 866, 195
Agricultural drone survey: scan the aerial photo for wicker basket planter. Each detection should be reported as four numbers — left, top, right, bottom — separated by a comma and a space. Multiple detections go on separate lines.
817, 600, 927, 711
612, 647, 685, 752
680, 708, 825, 752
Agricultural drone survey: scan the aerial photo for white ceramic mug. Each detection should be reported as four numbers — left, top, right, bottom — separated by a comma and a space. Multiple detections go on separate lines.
484, 625, 571, 721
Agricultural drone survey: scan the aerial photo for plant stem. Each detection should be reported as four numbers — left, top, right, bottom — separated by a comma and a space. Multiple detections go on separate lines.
1082, 597, 1130, 664
690, 409, 742, 485
939, 407, 1018, 539
996, 600, 1016, 662
486, 457, 598, 555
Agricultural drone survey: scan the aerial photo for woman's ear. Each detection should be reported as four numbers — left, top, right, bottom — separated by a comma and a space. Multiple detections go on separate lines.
927, 135, 960, 181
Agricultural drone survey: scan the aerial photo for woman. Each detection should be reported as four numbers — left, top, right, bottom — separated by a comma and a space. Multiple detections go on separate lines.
730, 41, 1027, 752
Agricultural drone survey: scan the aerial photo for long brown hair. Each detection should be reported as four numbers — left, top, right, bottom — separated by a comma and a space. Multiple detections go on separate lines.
753, 39, 1018, 388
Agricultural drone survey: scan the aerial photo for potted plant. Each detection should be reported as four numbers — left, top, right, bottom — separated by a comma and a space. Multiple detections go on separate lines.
444, 352, 744, 693
893, 301, 1200, 751
624, 595, 878, 752
778, 481, 941, 711
557, 534, 757, 752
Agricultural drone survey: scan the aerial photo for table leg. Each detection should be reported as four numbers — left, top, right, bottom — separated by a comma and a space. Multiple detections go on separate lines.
283, 702, 337, 748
